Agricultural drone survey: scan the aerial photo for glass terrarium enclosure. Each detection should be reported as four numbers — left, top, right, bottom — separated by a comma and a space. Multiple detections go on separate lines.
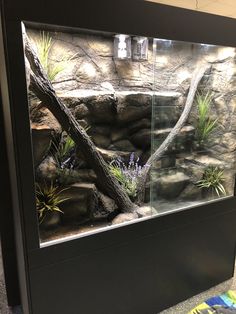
23, 23, 236, 245
2, 1, 236, 314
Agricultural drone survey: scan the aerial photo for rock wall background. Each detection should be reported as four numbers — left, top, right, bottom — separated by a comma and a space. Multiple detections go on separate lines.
28, 29, 155, 92
27, 27, 236, 226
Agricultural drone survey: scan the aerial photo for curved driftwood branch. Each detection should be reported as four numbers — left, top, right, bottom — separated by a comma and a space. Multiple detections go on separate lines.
136, 63, 211, 203
23, 31, 137, 214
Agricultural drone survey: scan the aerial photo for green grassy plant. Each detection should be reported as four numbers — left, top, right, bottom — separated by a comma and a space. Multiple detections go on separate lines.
196, 166, 226, 197
51, 133, 76, 169
195, 92, 218, 146
51, 126, 90, 171
36, 182, 68, 224
109, 162, 137, 198
36, 31, 66, 81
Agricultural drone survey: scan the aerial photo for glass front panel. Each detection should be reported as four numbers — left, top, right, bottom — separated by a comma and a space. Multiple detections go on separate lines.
150, 39, 236, 214
22, 22, 236, 245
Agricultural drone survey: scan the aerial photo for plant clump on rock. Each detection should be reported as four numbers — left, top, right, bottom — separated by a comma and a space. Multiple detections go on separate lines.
109, 153, 147, 201
36, 182, 69, 228
196, 166, 226, 197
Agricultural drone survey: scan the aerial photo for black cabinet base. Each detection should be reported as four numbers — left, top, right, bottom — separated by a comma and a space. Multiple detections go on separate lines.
29, 208, 236, 314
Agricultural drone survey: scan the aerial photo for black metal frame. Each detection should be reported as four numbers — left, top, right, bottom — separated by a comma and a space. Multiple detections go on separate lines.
1, 0, 236, 313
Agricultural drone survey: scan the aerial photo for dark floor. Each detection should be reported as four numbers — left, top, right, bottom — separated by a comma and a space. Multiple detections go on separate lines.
160, 274, 236, 313
0, 242, 22, 314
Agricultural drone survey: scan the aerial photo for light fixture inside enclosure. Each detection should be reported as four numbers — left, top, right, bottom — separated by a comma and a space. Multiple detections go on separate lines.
132, 36, 149, 61
114, 34, 131, 60
196, 43, 214, 53
200, 43, 213, 49
155, 38, 173, 50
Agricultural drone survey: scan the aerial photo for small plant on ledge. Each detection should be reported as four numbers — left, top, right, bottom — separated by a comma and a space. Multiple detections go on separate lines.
196, 166, 226, 197
36, 182, 69, 228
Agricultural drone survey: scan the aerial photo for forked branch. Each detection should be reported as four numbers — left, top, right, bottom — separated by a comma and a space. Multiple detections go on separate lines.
136, 63, 211, 203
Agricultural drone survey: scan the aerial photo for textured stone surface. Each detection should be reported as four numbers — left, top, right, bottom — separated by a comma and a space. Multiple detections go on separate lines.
131, 125, 195, 150
112, 212, 138, 225
110, 139, 136, 152
136, 206, 155, 217
161, 155, 176, 168
89, 125, 111, 136
98, 192, 118, 213
153, 105, 182, 127
128, 118, 151, 134
36, 156, 57, 181
64, 92, 117, 124
39, 211, 61, 230
153, 91, 182, 106
116, 92, 152, 123
29, 100, 61, 133
180, 183, 202, 200
60, 183, 97, 223
57, 169, 97, 185
130, 128, 152, 149
111, 127, 128, 142
153, 171, 190, 199
97, 147, 138, 162
74, 103, 89, 119
180, 154, 227, 183
31, 125, 52, 167
90, 133, 111, 148
184, 154, 226, 168
85, 94, 116, 123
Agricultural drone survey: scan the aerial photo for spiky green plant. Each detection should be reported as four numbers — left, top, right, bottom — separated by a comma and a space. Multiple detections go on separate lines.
36, 31, 65, 81
196, 166, 226, 197
51, 133, 75, 169
51, 126, 90, 171
36, 182, 68, 224
195, 92, 218, 146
